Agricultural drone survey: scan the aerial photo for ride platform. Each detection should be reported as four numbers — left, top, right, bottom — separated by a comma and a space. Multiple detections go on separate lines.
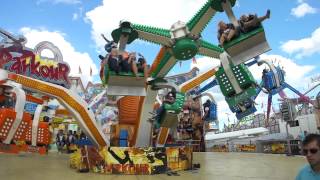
107, 71, 146, 96
223, 26, 271, 65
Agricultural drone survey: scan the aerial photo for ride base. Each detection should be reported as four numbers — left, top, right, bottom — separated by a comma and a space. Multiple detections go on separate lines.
0, 143, 47, 155
70, 145, 193, 175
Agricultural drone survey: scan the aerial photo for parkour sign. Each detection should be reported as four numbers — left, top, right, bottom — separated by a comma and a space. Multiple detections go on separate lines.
2, 53, 70, 87
0, 29, 70, 88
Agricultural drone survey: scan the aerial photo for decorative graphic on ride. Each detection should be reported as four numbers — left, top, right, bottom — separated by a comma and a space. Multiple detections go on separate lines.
0, 29, 71, 88
70, 146, 192, 175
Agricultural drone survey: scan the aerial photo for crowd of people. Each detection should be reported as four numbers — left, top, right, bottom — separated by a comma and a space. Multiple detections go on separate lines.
56, 129, 88, 154
176, 97, 204, 141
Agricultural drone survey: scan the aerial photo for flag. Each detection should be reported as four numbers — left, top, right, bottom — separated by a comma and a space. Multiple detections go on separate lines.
79, 66, 82, 74
261, 102, 264, 109
90, 66, 92, 76
192, 57, 197, 64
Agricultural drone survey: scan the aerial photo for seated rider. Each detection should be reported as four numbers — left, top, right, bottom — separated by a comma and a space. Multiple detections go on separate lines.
101, 47, 120, 74
98, 33, 120, 74
154, 89, 177, 125
137, 53, 149, 78
217, 21, 239, 46
119, 52, 140, 79
262, 68, 269, 80
98, 34, 117, 60
163, 90, 176, 104
202, 99, 211, 121
239, 9, 270, 33
101, 33, 117, 53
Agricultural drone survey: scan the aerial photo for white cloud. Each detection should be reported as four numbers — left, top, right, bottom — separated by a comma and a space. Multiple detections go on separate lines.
235, 1, 240, 8
85, 0, 207, 50
190, 56, 220, 74
291, 3, 317, 18
281, 27, 320, 58
19, 27, 98, 86
72, 13, 78, 20
72, 7, 83, 21
37, 0, 81, 5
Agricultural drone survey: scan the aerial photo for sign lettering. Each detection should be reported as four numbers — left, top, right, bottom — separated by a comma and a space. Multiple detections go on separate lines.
0, 29, 70, 88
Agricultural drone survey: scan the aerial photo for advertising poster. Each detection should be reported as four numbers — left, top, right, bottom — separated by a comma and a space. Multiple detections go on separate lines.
70, 146, 193, 175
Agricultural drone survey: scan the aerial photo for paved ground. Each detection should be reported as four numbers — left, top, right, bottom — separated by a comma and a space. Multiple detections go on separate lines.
0, 152, 306, 180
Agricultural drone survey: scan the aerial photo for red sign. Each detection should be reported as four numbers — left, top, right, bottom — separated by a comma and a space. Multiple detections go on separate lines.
0, 48, 70, 88
0, 29, 70, 87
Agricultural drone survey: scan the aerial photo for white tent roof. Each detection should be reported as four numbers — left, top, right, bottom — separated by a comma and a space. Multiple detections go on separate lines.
205, 127, 269, 141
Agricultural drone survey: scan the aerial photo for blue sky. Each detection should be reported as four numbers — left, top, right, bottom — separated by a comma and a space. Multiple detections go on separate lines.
1, 0, 319, 128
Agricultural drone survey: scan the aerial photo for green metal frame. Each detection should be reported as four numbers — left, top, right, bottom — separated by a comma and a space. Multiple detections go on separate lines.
157, 92, 185, 127
108, 71, 144, 77
223, 26, 265, 49
111, 24, 139, 44
108, 0, 232, 79
102, 64, 144, 85
187, 0, 236, 31
225, 86, 257, 107
216, 63, 256, 97
132, 24, 171, 38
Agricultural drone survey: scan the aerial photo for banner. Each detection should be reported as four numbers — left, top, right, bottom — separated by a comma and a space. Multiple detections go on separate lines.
0, 29, 70, 88
271, 143, 285, 153
236, 144, 256, 152
70, 146, 193, 174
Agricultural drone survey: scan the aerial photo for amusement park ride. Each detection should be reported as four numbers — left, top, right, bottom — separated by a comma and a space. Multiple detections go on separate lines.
100, 0, 272, 147
256, 59, 311, 124
0, 0, 310, 175
0, 0, 272, 150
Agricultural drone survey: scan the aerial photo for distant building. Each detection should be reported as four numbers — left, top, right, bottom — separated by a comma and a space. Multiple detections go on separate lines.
279, 113, 318, 139
166, 67, 199, 86
69, 76, 86, 98
85, 81, 105, 102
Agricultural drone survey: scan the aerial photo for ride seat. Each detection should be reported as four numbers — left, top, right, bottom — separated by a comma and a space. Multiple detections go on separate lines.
0, 108, 32, 142
159, 92, 185, 128
223, 26, 271, 65
101, 64, 146, 96
216, 63, 256, 97
25, 122, 51, 146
